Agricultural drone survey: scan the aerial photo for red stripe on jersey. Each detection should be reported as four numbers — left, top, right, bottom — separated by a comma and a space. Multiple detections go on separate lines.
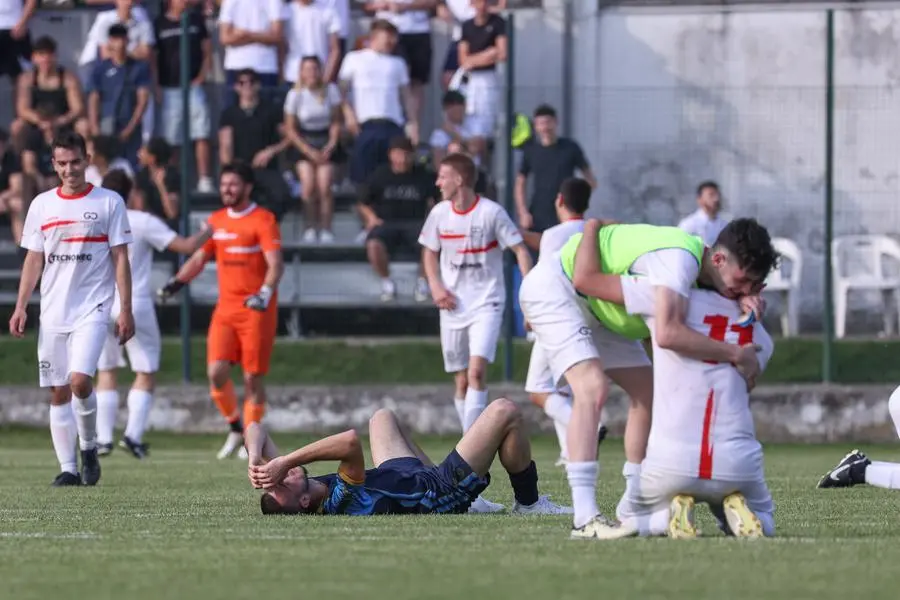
56, 184, 94, 200
60, 235, 109, 243
699, 389, 715, 480
41, 220, 78, 231
439, 233, 466, 239
458, 240, 499, 254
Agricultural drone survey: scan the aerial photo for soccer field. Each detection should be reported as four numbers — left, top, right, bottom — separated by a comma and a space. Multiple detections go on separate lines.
1, 430, 898, 599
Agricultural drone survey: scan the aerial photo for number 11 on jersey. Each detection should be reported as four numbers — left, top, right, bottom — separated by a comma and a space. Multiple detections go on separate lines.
703, 314, 754, 364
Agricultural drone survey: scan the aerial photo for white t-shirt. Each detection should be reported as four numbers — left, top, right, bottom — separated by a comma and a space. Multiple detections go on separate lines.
282, 2, 341, 84
537, 219, 584, 263
444, 0, 476, 40
284, 84, 341, 131
418, 197, 523, 328
338, 49, 408, 126
429, 120, 478, 149
315, 0, 350, 38
630, 247, 702, 298
678, 208, 728, 248
78, 7, 154, 66
376, 0, 431, 34
622, 276, 774, 481
122, 210, 177, 305
218, 0, 284, 74
20, 184, 133, 333
0, 0, 23, 30
85, 159, 134, 187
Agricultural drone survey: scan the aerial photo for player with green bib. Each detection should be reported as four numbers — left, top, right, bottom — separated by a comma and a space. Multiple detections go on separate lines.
519, 218, 779, 540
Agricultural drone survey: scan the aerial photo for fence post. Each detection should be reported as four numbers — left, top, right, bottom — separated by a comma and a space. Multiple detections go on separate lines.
823, 8, 835, 383
179, 9, 193, 383
503, 11, 516, 382
561, 0, 573, 137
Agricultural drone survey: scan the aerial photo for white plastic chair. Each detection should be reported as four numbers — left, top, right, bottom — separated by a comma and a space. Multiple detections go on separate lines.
764, 238, 803, 337
831, 235, 900, 338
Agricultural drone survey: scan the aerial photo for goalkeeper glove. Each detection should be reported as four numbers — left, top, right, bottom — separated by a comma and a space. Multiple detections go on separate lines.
244, 285, 273, 311
158, 277, 186, 302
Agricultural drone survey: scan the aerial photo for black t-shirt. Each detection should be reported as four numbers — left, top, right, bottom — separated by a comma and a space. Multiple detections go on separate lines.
360, 164, 438, 222
519, 137, 589, 232
154, 11, 209, 88
219, 103, 282, 170
460, 14, 506, 72
135, 166, 181, 224
0, 149, 21, 191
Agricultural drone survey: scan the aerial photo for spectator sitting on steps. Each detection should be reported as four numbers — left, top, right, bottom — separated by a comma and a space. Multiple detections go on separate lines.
85, 134, 134, 187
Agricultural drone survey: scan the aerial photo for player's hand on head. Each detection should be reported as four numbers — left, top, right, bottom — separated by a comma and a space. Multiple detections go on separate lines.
8, 308, 27, 338
250, 456, 290, 489
116, 311, 135, 345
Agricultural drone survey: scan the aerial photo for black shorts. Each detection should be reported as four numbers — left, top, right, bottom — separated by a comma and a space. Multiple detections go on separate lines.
380, 450, 490, 514
395, 33, 432, 84
443, 40, 460, 73
0, 29, 31, 79
366, 222, 421, 258
290, 128, 346, 164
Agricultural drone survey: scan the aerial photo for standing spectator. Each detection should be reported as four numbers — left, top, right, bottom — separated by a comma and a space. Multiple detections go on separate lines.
514, 104, 596, 233
218, 69, 292, 219
429, 90, 477, 167
87, 24, 151, 165
14, 37, 88, 179
284, 56, 343, 244
457, 0, 506, 156
437, 0, 504, 90
154, 0, 214, 193
78, 0, 155, 143
0, 0, 36, 101
217, 0, 284, 108
358, 136, 436, 302
316, 0, 351, 78
677, 180, 728, 247
0, 128, 25, 244
134, 137, 180, 222
85, 135, 134, 188
339, 19, 417, 185
282, 0, 342, 86
364, 0, 436, 125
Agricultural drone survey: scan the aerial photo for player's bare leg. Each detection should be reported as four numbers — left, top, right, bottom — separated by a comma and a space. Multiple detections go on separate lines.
239, 373, 267, 460
70, 371, 101, 486
118, 371, 154, 459
606, 365, 654, 520
463, 356, 489, 432
95, 369, 119, 456
368, 408, 434, 467
209, 360, 243, 459
49, 386, 80, 486
530, 388, 607, 467
455, 398, 571, 515
452, 371, 467, 430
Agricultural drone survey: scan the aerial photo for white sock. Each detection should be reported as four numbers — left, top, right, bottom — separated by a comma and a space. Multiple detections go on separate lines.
49, 403, 78, 474
566, 461, 600, 528
543, 392, 572, 424
463, 387, 488, 433
865, 461, 900, 489
453, 398, 465, 429
889, 385, 900, 437
632, 507, 670, 537
553, 420, 568, 459
757, 512, 776, 537
616, 462, 642, 520
71, 391, 98, 451
95, 389, 119, 445
125, 389, 153, 444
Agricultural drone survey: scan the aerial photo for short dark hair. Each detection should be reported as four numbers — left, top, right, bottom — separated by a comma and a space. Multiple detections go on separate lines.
697, 180, 720, 197
108, 23, 129, 39
145, 137, 172, 165
236, 68, 259, 83
92, 135, 118, 162
260, 492, 297, 515
559, 178, 591, 215
221, 161, 255, 186
51, 130, 87, 158
388, 135, 414, 153
442, 90, 465, 107
533, 104, 557, 119
102, 169, 133, 200
32, 36, 57, 54
441, 153, 477, 188
713, 218, 780, 281
370, 18, 398, 36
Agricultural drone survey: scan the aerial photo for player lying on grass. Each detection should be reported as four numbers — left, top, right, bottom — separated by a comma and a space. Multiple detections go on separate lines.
571, 232, 776, 538
245, 399, 573, 516
818, 385, 900, 490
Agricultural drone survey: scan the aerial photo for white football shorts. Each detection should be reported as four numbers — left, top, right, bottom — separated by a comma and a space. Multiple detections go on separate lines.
440, 309, 504, 373
97, 301, 162, 374
38, 320, 110, 387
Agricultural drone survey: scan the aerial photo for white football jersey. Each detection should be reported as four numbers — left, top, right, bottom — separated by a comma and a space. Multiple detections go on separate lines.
121, 210, 177, 305
621, 276, 775, 481
418, 197, 523, 327
21, 185, 133, 333
537, 218, 584, 264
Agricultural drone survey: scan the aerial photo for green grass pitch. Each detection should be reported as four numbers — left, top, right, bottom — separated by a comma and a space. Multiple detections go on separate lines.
1, 428, 900, 599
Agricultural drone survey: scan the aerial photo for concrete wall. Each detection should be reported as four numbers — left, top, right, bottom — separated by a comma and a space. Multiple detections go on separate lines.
2, 383, 898, 443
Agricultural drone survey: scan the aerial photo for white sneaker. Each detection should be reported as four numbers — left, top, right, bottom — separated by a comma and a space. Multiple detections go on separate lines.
319, 230, 335, 244
414, 277, 429, 302
217, 431, 244, 460
380, 280, 396, 302
302, 228, 317, 244
355, 230, 369, 244
467, 496, 506, 514
197, 177, 214, 193
237, 446, 249, 460
513, 495, 573, 515
570, 513, 639, 540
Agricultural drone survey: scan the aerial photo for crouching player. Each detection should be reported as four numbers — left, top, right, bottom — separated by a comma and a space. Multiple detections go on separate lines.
579, 243, 776, 538
246, 399, 573, 516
